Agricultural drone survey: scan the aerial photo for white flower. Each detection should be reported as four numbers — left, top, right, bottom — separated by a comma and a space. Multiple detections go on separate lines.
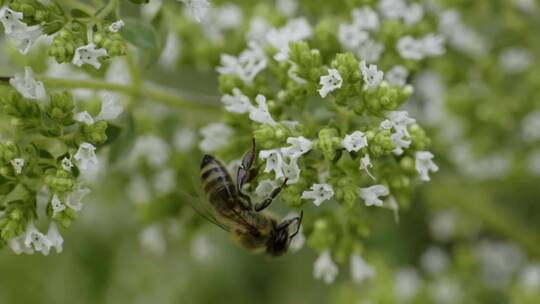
350, 253, 375, 284
153, 169, 177, 195
302, 183, 334, 206
50, 194, 66, 216
249, 94, 277, 125
130, 135, 170, 168
421, 246, 449, 276
357, 39, 384, 63
8, 24, 43, 54
352, 6, 380, 31
338, 24, 369, 51
266, 18, 312, 62
390, 132, 411, 155
179, 0, 210, 22
359, 60, 384, 89
281, 136, 312, 159
281, 158, 301, 184
360, 154, 375, 180
140, 225, 166, 255
209, 4, 243, 31
259, 149, 286, 179
394, 268, 421, 300
72, 43, 108, 69
217, 42, 267, 84
359, 184, 389, 207
8, 234, 34, 255
9, 66, 47, 101
173, 128, 197, 152
519, 264, 540, 291
415, 151, 438, 181
403, 3, 424, 25
199, 123, 233, 153
386, 65, 409, 87
313, 250, 339, 284
381, 111, 416, 136
422, 34, 445, 57
397, 36, 424, 60
439, 10, 487, 58
318, 68, 343, 98
429, 210, 456, 242
10, 158, 24, 175
128, 175, 152, 205
61, 157, 74, 171
255, 179, 279, 198
108, 20, 125, 32
287, 63, 308, 84
96, 94, 123, 120
247, 17, 271, 42
65, 187, 91, 211
73, 111, 95, 125
342, 131, 368, 152
74, 142, 98, 170
221, 88, 252, 113
191, 233, 216, 262
0, 7, 26, 34
24, 222, 52, 255
499, 47, 533, 74
46, 223, 63, 254
378, 0, 407, 19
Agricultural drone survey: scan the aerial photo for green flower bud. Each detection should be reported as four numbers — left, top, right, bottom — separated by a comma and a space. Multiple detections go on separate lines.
308, 218, 337, 251
0, 141, 20, 163
409, 124, 431, 150
333, 176, 358, 209
47, 91, 75, 125
288, 41, 324, 83
315, 128, 341, 162
332, 53, 362, 107
45, 170, 75, 193
95, 31, 127, 57
370, 129, 395, 157
253, 124, 291, 149
81, 121, 108, 145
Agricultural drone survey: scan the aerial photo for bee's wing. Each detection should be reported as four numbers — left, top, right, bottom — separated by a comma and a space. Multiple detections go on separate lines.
179, 181, 231, 233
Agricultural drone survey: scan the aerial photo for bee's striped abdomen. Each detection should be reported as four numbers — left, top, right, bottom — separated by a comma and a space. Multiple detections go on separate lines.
200, 155, 238, 214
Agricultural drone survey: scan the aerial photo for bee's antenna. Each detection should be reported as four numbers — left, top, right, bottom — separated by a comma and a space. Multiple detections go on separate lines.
289, 210, 303, 240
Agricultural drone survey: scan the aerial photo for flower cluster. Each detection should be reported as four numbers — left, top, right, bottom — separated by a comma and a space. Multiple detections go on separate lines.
0, 66, 123, 254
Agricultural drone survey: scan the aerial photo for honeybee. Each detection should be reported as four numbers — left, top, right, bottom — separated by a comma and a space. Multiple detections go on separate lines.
199, 140, 303, 256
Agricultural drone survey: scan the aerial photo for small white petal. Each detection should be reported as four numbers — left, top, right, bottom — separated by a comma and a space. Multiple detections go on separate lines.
341, 131, 368, 152
23, 222, 52, 255
249, 94, 277, 125
217, 42, 267, 84
313, 250, 338, 284
259, 149, 286, 179
255, 179, 279, 198
179, 0, 210, 22
360, 154, 375, 180
46, 223, 63, 253
10, 158, 24, 175
9, 66, 47, 101
301, 183, 334, 206
350, 253, 376, 283
72, 43, 108, 69
8, 25, 43, 54
74, 142, 98, 170
281, 136, 312, 159
359, 60, 384, 89
318, 68, 343, 98
386, 65, 409, 87
108, 20, 125, 32
0, 7, 26, 34
415, 151, 439, 181
50, 194, 66, 216
73, 111, 95, 125
96, 94, 123, 120
61, 157, 74, 171
359, 184, 389, 207
199, 123, 233, 153
266, 18, 312, 62
66, 187, 91, 211
221, 88, 252, 114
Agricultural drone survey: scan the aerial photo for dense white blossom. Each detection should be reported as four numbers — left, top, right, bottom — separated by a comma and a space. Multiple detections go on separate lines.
247, 17, 271, 42
130, 135, 171, 167
397, 34, 445, 60
352, 7, 380, 31
221, 88, 252, 113
475, 240, 525, 289
421, 246, 449, 276
217, 42, 267, 83
72, 43, 108, 69
179, 0, 210, 22
342, 131, 368, 152
415, 151, 439, 181
173, 128, 197, 152
360, 60, 384, 89
0, 7, 26, 34
313, 250, 338, 284
24, 222, 52, 255
10, 158, 24, 175
249, 95, 277, 125
378, 0, 407, 19
199, 123, 233, 153
380, 111, 416, 155
281, 136, 312, 159
358, 39, 385, 63
276, 0, 298, 17
301, 183, 334, 206
499, 47, 533, 74
519, 264, 540, 291
318, 68, 343, 98
153, 169, 177, 195
429, 210, 456, 242
281, 158, 301, 184
259, 149, 286, 179
350, 253, 375, 284
9, 67, 47, 101
338, 24, 369, 51
266, 18, 312, 62
140, 225, 166, 255
0, 7, 43, 54
359, 184, 389, 207
74, 142, 98, 170
394, 268, 421, 300
439, 10, 487, 58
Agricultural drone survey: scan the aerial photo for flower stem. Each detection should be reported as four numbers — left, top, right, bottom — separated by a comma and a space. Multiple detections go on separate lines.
39, 77, 222, 115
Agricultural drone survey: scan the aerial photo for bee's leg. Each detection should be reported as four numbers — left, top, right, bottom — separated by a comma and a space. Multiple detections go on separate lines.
254, 178, 288, 212
237, 139, 258, 207
277, 210, 303, 239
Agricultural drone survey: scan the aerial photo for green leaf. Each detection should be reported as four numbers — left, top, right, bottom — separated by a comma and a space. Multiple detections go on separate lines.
108, 114, 136, 163
120, 18, 161, 68
70, 9, 91, 19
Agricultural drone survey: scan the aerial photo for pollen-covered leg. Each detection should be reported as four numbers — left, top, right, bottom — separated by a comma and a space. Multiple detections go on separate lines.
254, 178, 288, 212
278, 210, 303, 239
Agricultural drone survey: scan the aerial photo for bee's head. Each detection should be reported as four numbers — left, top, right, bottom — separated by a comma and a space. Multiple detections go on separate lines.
266, 226, 290, 257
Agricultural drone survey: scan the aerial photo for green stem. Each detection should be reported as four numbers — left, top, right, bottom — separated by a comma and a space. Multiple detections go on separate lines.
95, 0, 118, 19
40, 77, 222, 115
